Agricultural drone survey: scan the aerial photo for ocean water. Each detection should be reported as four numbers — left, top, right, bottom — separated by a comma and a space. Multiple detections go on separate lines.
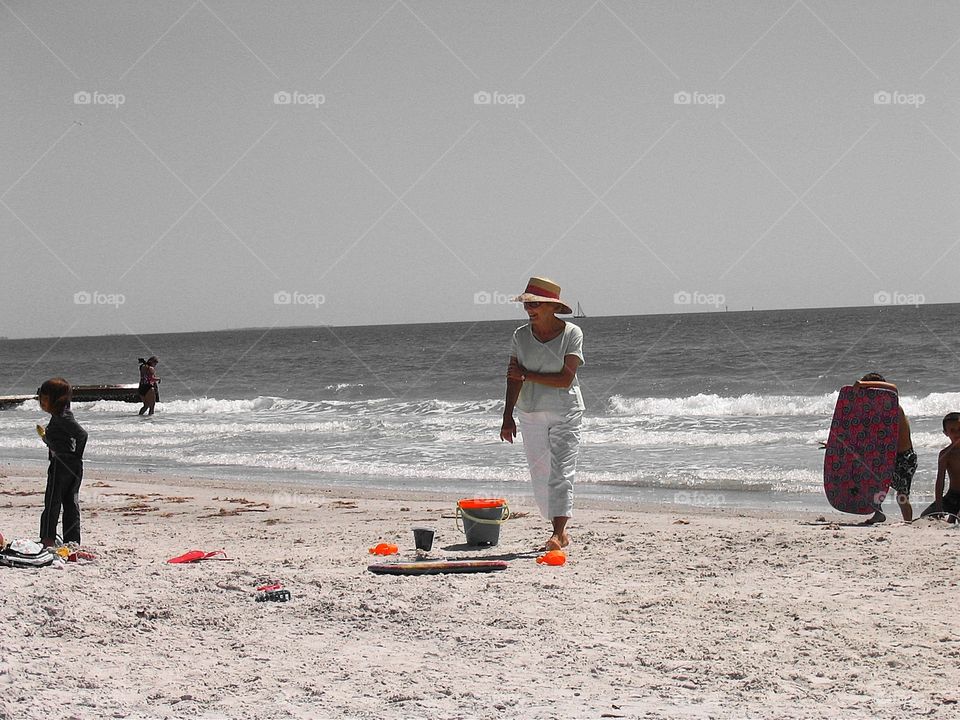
1, 304, 958, 512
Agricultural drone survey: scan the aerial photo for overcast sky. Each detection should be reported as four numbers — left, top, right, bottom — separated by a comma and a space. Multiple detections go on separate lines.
2, 0, 959, 338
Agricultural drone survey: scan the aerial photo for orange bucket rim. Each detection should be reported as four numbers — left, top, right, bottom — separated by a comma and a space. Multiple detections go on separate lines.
457, 498, 507, 509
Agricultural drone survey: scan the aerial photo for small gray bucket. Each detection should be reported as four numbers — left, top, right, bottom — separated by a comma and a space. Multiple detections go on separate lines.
456, 499, 510, 546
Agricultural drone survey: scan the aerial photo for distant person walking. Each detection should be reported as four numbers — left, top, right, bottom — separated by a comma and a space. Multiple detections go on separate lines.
36, 378, 88, 547
138, 356, 160, 416
500, 277, 585, 551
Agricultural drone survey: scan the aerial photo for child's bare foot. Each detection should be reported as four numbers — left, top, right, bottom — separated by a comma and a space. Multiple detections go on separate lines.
861, 511, 886, 525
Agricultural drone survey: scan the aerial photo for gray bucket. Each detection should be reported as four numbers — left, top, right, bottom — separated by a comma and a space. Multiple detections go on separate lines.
456, 499, 510, 546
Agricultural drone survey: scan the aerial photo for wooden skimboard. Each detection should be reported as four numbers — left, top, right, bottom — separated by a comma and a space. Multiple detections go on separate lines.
823, 385, 899, 515
368, 559, 508, 576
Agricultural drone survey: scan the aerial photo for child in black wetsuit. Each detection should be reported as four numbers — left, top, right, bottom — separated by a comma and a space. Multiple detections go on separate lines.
36, 378, 88, 547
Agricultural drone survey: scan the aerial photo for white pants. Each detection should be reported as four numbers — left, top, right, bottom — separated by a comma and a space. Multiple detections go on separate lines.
517, 409, 583, 520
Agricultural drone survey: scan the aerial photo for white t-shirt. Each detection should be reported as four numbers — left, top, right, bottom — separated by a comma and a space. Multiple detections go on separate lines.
510, 322, 585, 412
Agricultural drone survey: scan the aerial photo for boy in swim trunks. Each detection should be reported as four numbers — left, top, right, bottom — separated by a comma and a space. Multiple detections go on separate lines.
854, 374, 916, 523
933, 412, 960, 522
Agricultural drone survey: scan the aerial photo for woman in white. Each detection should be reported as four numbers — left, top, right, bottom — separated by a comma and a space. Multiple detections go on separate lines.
499, 277, 584, 551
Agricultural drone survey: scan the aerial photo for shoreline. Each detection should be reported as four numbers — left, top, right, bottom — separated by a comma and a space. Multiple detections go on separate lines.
3, 459, 835, 521
2, 463, 960, 719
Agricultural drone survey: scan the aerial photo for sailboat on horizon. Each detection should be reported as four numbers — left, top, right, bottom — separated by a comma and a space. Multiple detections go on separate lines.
574, 302, 586, 318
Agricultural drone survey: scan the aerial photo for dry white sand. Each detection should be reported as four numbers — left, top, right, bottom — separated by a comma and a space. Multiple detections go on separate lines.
1, 462, 959, 720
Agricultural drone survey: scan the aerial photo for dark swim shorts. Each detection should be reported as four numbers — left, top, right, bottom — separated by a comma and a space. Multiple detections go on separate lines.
890, 448, 917, 496
942, 489, 960, 518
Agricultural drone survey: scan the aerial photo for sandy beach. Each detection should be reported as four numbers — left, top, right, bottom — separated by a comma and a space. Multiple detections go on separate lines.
1, 462, 959, 720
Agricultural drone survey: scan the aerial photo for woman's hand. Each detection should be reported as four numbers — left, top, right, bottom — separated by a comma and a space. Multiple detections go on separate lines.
506, 358, 525, 383
500, 415, 517, 443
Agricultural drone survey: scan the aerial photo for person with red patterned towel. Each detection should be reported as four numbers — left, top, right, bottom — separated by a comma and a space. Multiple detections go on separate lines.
854, 373, 916, 524
822, 380, 900, 519
499, 277, 584, 552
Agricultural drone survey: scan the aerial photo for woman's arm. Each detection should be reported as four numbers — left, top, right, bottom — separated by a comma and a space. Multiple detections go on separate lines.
500, 357, 523, 443
518, 355, 582, 389
853, 380, 898, 393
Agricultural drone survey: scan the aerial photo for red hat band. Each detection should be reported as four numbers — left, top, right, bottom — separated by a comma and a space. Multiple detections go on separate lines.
525, 283, 560, 300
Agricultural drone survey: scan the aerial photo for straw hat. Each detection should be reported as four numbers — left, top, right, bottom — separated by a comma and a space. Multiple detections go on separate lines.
513, 277, 573, 315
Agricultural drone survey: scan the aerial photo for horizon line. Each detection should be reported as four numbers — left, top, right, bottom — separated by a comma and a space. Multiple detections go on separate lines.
2, 300, 955, 342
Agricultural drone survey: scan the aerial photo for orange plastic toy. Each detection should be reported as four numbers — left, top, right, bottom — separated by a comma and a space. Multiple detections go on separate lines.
368, 543, 399, 556
536, 550, 566, 566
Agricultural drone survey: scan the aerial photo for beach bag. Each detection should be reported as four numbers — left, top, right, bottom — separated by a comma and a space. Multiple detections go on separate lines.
0, 539, 55, 568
